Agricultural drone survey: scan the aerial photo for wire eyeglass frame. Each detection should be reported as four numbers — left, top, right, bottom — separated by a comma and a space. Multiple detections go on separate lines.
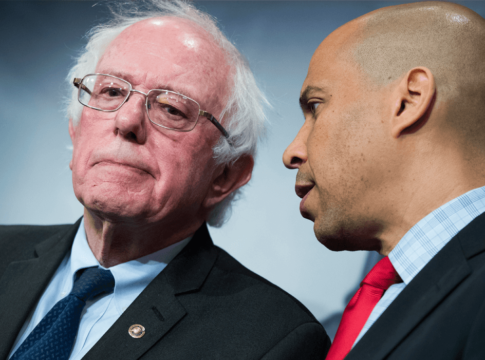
73, 73, 231, 141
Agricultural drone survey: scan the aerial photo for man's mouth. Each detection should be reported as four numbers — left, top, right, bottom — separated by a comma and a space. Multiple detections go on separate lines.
295, 183, 315, 220
96, 160, 141, 170
90, 151, 156, 179
295, 184, 314, 199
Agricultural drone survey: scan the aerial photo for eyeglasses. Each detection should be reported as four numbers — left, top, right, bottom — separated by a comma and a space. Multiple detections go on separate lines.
73, 74, 230, 140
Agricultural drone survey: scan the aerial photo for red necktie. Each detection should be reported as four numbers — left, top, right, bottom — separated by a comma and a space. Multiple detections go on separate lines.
326, 256, 400, 360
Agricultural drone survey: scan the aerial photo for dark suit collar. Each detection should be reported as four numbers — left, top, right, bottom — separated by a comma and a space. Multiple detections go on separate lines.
0, 218, 81, 359
164, 223, 217, 294
83, 222, 218, 360
33, 219, 81, 258
346, 212, 485, 360
456, 211, 485, 259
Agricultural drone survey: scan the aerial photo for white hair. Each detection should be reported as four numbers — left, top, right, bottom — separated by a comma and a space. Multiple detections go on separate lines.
66, 0, 268, 227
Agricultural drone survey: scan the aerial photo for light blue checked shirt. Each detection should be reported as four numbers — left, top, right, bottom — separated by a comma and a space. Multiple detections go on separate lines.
353, 186, 485, 346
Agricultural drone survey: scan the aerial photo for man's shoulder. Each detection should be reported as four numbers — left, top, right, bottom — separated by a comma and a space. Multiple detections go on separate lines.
0, 223, 73, 239
0, 223, 74, 248
211, 245, 318, 321
0, 223, 75, 269
167, 243, 330, 358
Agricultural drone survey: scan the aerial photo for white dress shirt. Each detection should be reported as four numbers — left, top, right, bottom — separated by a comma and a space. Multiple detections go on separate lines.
353, 186, 485, 346
9, 218, 191, 359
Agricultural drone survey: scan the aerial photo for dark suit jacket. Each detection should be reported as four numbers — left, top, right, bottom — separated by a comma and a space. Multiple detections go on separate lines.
0, 219, 330, 359
346, 212, 485, 360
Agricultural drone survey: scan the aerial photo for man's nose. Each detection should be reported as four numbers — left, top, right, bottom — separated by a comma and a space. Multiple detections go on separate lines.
114, 93, 147, 144
283, 124, 309, 169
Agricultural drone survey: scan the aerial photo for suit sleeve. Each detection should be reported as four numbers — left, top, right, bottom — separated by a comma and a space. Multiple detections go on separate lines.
463, 299, 485, 359
260, 322, 331, 360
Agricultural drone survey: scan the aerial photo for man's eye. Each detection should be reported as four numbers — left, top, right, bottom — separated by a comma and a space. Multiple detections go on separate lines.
167, 106, 183, 116
308, 102, 320, 115
162, 105, 187, 118
107, 88, 122, 97
99, 87, 123, 97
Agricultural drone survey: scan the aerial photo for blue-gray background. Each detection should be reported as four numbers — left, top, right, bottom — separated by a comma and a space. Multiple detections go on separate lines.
2, 0, 484, 323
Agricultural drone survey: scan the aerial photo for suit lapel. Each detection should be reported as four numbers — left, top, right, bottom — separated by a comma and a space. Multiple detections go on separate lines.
346, 212, 485, 360
83, 223, 218, 360
81, 277, 187, 360
0, 219, 80, 359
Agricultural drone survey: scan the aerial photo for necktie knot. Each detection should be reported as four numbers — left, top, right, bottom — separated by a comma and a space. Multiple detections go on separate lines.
360, 256, 400, 290
71, 267, 115, 302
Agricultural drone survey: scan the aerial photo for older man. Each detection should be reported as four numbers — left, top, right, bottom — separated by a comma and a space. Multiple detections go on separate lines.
0, 1, 330, 359
284, 2, 485, 359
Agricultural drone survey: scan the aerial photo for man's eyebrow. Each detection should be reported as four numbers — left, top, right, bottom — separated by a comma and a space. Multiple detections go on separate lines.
103, 70, 133, 83
299, 85, 327, 109
101, 71, 196, 99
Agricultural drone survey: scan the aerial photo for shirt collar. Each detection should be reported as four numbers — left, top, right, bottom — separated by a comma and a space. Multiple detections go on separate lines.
66, 218, 192, 314
389, 186, 485, 285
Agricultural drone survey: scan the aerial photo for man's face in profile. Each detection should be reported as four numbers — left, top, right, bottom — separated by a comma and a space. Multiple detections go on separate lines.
69, 18, 230, 226
284, 23, 390, 252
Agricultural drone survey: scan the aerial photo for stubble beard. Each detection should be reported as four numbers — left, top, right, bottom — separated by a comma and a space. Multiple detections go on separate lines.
313, 200, 382, 252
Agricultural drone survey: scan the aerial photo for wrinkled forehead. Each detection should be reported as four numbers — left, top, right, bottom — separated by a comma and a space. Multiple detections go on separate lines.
96, 17, 231, 111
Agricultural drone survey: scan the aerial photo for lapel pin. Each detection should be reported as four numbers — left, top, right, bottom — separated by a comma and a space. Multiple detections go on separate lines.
128, 324, 146, 338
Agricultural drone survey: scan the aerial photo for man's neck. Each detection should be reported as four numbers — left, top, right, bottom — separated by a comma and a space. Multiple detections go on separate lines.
83, 208, 202, 267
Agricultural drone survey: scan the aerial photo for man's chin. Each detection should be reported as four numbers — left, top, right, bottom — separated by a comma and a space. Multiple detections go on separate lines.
314, 220, 382, 252
317, 235, 380, 252
86, 202, 152, 223
77, 189, 155, 223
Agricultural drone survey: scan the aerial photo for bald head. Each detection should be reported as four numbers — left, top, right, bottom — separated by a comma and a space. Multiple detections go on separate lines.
353, 2, 485, 92
353, 2, 485, 145
309, 2, 485, 153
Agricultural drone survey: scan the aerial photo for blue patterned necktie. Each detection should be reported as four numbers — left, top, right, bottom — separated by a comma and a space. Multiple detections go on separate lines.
11, 267, 115, 360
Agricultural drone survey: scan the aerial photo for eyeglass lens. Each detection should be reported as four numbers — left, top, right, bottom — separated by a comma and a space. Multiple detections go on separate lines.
79, 74, 200, 131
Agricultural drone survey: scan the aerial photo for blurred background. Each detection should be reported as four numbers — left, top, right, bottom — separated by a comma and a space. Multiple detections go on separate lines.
1, 0, 484, 336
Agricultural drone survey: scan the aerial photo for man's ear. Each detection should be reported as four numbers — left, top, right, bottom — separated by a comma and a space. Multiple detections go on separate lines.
203, 155, 254, 209
68, 119, 76, 170
391, 67, 436, 138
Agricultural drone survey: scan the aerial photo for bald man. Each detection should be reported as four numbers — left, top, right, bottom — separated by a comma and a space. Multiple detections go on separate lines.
283, 2, 485, 360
